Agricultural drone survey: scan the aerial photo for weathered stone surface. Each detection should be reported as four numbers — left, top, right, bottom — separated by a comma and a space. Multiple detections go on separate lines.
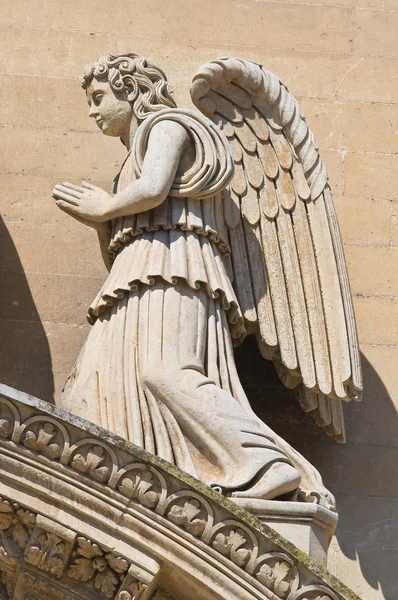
0, 385, 362, 600
1, 1, 396, 598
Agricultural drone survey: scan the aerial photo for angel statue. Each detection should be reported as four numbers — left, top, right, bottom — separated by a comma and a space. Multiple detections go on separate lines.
52, 54, 362, 510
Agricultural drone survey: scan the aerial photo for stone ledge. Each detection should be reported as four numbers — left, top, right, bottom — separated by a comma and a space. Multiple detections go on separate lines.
0, 384, 362, 600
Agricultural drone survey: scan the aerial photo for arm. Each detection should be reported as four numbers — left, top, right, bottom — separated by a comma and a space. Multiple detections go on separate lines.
52, 120, 190, 223
106, 120, 189, 220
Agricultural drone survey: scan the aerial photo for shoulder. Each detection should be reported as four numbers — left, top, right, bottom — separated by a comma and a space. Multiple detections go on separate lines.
149, 118, 190, 145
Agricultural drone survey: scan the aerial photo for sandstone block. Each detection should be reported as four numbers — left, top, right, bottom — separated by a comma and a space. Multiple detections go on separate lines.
0, 0, 164, 37
0, 221, 107, 279
0, 368, 56, 404
321, 150, 344, 196
344, 152, 398, 200
164, 0, 353, 54
301, 99, 398, 154
360, 344, 398, 399
353, 9, 398, 57
334, 196, 391, 246
0, 74, 96, 131
353, 296, 398, 345
268, 0, 382, 6
44, 321, 91, 374
296, 439, 398, 497
335, 56, 398, 104
0, 26, 113, 79
0, 270, 103, 326
392, 202, 398, 247
330, 495, 398, 600
0, 126, 125, 181
345, 246, 398, 296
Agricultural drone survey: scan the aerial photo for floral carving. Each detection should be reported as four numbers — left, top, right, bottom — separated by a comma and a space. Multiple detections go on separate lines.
119, 469, 160, 508
0, 402, 15, 439
71, 445, 110, 482
167, 498, 207, 537
68, 537, 129, 598
0, 497, 35, 550
256, 560, 295, 598
0, 417, 11, 438
25, 531, 67, 577
212, 529, 252, 568
24, 423, 62, 459
0, 545, 19, 596
117, 581, 148, 600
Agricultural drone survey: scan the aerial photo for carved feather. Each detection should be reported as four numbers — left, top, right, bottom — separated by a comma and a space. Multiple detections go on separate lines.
191, 57, 363, 441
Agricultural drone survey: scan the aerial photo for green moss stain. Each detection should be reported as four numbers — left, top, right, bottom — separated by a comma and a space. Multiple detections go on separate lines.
1, 387, 363, 600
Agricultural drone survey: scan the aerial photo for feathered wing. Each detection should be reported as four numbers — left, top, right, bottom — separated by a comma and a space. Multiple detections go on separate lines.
191, 57, 362, 442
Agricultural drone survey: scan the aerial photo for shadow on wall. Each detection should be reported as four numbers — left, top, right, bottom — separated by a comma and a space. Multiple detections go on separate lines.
235, 338, 398, 599
0, 217, 54, 403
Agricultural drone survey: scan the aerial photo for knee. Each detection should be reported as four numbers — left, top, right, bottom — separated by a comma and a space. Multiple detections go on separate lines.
140, 361, 173, 395
140, 361, 202, 396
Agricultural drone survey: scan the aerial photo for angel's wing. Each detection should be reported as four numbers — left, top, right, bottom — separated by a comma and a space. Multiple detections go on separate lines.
191, 57, 362, 443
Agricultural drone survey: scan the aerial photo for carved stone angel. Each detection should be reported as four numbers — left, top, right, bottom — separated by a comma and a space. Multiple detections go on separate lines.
52, 54, 362, 509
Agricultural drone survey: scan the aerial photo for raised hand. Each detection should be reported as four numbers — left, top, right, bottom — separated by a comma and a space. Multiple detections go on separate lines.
52, 181, 112, 224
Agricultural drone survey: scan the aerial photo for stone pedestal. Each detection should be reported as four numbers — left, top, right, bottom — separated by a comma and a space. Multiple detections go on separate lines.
0, 385, 362, 600
233, 499, 338, 566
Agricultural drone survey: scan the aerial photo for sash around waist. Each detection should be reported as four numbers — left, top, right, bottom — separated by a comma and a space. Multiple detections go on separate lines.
89, 228, 246, 343
108, 195, 231, 261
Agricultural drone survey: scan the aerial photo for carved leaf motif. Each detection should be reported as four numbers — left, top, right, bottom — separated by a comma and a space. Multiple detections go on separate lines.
24, 423, 61, 459
16, 508, 35, 531
256, 563, 273, 588
95, 567, 119, 598
0, 500, 15, 531
71, 446, 110, 482
302, 596, 332, 600
124, 580, 147, 600
256, 560, 292, 598
167, 499, 206, 537
68, 556, 95, 582
105, 553, 129, 574
75, 536, 103, 559
0, 500, 35, 550
0, 418, 11, 437
119, 471, 159, 508
118, 592, 133, 600
212, 529, 251, 567
68, 536, 129, 597
11, 520, 31, 549
0, 546, 19, 595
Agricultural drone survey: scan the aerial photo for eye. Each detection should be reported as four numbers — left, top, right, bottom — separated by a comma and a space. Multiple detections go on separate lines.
93, 93, 104, 106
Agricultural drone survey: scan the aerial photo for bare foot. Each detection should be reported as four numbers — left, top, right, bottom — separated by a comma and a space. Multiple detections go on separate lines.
232, 462, 301, 500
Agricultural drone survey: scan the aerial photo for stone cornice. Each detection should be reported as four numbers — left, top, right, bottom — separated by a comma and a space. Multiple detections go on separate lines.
0, 385, 362, 600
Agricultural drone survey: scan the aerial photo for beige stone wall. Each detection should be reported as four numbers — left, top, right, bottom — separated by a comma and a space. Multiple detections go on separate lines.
0, 1, 396, 598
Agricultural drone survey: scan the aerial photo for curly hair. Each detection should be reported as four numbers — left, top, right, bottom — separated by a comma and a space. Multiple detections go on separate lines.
82, 53, 177, 120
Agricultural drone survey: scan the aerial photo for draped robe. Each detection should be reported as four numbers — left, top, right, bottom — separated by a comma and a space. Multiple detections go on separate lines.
61, 109, 296, 492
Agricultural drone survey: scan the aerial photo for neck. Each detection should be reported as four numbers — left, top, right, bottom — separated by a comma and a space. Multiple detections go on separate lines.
121, 115, 139, 151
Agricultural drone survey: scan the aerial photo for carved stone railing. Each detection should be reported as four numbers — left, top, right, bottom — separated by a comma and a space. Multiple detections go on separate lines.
0, 384, 362, 600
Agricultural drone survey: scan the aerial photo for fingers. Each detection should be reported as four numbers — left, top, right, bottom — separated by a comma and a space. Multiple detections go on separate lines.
82, 180, 100, 191
55, 199, 78, 212
52, 190, 79, 206
62, 182, 86, 193
53, 184, 82, 199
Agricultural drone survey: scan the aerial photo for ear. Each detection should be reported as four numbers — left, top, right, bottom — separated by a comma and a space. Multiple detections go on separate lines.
127, 91, 137, 103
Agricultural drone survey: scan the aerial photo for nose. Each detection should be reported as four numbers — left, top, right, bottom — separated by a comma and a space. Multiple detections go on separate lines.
88, 104, 99, 118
